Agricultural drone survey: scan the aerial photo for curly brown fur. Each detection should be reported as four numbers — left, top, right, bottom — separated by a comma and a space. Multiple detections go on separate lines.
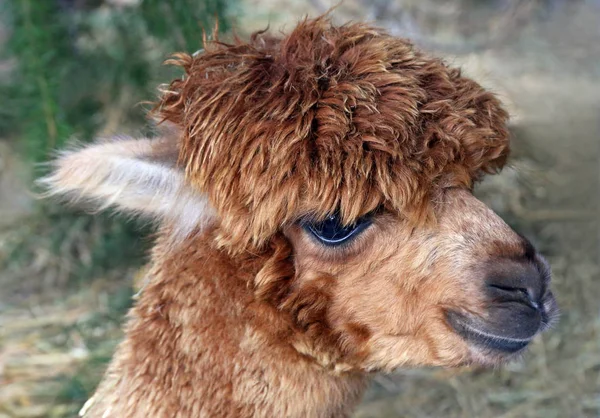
154, 16, 509, 252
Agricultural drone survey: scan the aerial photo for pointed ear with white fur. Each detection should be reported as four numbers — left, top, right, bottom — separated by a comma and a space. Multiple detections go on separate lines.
38, 136, 215, 236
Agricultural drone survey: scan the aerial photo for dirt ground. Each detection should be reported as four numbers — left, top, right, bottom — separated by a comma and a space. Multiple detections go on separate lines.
1, 1, 599, 417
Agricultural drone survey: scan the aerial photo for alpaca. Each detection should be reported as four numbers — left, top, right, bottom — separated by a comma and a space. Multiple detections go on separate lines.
42, 16, 558, 418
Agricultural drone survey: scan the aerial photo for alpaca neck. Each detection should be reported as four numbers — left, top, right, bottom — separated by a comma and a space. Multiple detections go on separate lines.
86, 229, 368, 418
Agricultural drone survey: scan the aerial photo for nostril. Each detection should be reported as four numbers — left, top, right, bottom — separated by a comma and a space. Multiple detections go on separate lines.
486, 283, 540, 310
520, 288, 540, 309
484, 259, 547, 310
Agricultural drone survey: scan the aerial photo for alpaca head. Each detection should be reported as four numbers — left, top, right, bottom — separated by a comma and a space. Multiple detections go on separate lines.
43, 17, 558, 373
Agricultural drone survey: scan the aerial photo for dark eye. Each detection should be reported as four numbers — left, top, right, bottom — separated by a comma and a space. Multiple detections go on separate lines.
303, 213, 373, 246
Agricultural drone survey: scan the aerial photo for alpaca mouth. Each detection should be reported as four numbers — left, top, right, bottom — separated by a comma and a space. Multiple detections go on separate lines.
447, 312, 532, 354
447, 289, 558, 357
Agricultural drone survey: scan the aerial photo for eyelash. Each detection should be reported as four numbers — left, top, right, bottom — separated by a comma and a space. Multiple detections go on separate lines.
301, 213, 374, 248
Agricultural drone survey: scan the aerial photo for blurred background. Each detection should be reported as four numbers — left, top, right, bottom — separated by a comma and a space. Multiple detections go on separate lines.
0, 0, 598, 417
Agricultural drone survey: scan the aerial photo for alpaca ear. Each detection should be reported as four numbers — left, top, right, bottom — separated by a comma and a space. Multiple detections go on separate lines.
39, 135, 215, 235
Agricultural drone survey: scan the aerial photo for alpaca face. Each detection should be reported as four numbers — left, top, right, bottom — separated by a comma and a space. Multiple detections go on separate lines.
284, 187, 558, 370
42, 17, 559, 374
41, 130, 558, 372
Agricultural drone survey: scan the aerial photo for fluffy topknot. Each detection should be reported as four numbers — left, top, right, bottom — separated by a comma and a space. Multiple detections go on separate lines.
154, 16, 510, 252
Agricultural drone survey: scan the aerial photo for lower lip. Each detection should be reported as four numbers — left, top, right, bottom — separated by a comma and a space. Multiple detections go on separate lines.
447, 314, 533, 354
480, 337, 530, 353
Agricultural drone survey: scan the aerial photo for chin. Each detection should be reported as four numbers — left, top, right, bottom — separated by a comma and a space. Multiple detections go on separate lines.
466, 342, 530, 368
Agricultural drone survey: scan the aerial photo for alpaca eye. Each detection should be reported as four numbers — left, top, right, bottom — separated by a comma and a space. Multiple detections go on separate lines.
303, 213, 372, 246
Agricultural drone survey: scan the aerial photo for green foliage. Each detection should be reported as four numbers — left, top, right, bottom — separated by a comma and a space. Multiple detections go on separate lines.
140, 0, 233, 51
1, 0, 74, 161
1, 0, 235, 163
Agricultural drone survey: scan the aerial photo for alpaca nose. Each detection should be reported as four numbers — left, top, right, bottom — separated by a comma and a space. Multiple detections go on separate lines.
447, 252, 557, 354
485, 261, 546, 310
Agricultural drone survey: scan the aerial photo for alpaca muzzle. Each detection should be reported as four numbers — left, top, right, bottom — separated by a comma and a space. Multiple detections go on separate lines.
446, 252, 559, 356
